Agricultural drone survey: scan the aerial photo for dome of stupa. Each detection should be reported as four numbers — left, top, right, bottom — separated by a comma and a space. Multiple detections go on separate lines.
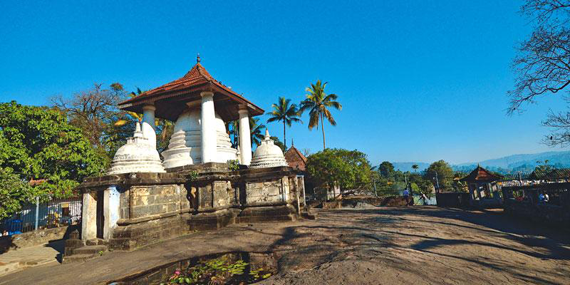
250, 129, 288, 169
108, 122, 166, 175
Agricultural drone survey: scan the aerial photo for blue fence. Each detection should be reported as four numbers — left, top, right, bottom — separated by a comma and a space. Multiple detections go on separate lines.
1, 197, 82, 236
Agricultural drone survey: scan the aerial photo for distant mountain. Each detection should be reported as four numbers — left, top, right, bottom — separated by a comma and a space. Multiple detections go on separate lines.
457, 150, 570, 171
391, 150, 570, 174
392, 162, 430, 172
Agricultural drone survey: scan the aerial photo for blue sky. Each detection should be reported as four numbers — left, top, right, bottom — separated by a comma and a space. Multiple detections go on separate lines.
0, 1, 568, 165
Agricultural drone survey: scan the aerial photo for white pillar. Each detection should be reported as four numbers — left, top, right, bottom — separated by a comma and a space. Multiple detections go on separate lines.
238, 108, 252, 165
142, 105, 157, 148
200, 91, 216, 163
81, 192, 97, 241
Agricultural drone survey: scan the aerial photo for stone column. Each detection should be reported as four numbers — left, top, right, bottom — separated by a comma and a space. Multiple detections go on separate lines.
81, 192, 97, 241
142, 105, 157, 148
238, 108, 252, 165
200, 91, 216, 163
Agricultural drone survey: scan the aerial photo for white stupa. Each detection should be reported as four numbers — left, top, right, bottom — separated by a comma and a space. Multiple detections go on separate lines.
161, 109, 237, 168
108, 122, 166, 175
250, 129, 288, 169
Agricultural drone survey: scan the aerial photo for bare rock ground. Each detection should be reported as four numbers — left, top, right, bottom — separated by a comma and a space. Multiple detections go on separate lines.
1, 206, 569, 284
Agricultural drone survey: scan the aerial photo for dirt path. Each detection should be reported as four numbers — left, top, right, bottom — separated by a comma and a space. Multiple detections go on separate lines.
1, 207, 568, 284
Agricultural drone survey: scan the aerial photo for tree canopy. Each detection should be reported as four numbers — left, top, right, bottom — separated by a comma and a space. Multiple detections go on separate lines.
0, 101, 106, 217
306, 148, 372, 192
424, 160, 454, 192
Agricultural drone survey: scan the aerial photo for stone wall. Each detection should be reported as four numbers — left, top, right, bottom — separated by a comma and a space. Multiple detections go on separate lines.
75, 165, 304, 251
504, 199, 570, 227
245, 178, 288, 205
0, 226, 70, 249
127, 184, 187, 219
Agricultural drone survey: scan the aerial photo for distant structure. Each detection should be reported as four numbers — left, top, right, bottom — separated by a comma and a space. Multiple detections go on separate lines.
460, 165, 502, 207
284, 141, 308, 172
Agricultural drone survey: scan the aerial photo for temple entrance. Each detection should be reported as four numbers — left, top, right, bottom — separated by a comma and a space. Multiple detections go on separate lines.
96, 190, 105, 239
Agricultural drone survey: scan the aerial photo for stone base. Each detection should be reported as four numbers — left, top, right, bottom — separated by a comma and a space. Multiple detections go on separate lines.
109, 215, 189, 251
186, 209, 240, 231
237, 205, 297, 224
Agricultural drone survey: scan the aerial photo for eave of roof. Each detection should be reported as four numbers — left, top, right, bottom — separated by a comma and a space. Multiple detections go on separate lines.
118, 60, 264, 121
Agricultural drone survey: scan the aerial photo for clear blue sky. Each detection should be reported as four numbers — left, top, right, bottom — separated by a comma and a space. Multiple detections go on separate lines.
1, 1, 568, 165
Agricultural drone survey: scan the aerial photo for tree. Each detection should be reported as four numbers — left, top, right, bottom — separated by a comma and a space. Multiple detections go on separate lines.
114, 88, 174, 153
306, 149, 372, 194
300, 80, 342, 150
412, 164, 419, 172
0, 168, 34, 219
509, 1, 570, 145
266, 97, 301, 149
0, 101, 106, 218
227, 117, 266, 148
424, 160, 454, 192
52, 83, 128, 161
378, 161, 395, 179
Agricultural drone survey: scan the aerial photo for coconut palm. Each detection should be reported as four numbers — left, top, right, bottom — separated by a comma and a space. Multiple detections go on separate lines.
412, 164, 419, 173
250, 117, 266, 147
266, 97, 302, 149
299, 80, 342, 150
227, 117, 266, 148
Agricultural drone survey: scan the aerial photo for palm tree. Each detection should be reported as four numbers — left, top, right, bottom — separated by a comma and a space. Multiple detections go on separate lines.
299, 80, 342, 150
250, 117, 266, 147
412, 164, 419, 173
266, 97, 302, 149
227, 117, 266, 148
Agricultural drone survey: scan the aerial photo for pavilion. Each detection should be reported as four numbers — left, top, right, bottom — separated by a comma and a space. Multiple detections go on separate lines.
460, 165, 503, 207
70, 56, 307, 260
119, 55, 264, 167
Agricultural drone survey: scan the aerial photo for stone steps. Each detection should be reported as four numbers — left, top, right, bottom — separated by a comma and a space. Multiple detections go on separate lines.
63, 244, 108, 264
62, 254, 97, 264
72, 245, 107, 255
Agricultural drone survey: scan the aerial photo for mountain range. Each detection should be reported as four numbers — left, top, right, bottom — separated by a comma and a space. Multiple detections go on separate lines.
392, 150, 570, 174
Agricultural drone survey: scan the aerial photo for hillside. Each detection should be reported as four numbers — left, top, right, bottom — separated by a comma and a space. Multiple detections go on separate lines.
391, 150, 570, 173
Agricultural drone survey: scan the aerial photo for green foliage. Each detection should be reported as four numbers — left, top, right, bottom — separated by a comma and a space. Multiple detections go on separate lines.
378, 161, 395, 179
270, 136, 286, 153
300, 80, 342, 150
227, 160, 240, 171
165, 255, 273, 284
424, 160, 454, 192
266, 96, 302, 148
0, 168, 35, 219
307, 148, 372, 192
0, 101, 106, 217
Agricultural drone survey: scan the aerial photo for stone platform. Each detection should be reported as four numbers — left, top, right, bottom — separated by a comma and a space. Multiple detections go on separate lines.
65, 163, 306, 257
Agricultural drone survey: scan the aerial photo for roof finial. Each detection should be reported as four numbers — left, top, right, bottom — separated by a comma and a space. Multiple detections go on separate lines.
291, 139, 294, 147
197, 53, 201, 63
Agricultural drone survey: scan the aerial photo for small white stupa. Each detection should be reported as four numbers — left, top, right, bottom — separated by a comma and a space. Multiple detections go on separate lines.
108, 122, 166, 175
250, 129, 288, 169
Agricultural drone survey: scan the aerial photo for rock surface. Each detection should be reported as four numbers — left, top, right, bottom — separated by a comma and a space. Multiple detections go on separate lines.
1, 207, 569, 285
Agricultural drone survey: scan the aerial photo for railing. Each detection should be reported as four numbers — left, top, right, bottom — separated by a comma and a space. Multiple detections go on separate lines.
0, 197, 82, 236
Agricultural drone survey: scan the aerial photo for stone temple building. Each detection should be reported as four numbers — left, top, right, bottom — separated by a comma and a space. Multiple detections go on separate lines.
66, 57, 308, 260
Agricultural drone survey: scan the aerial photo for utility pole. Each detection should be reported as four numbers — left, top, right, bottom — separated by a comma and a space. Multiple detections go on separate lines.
373, 179, 377, 197
435, 172, 440, 193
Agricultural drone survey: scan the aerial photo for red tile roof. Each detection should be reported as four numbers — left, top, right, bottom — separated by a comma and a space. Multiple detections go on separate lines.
285, 145, 308, 171
460, 165, 502, 182
119, 59, 264, 121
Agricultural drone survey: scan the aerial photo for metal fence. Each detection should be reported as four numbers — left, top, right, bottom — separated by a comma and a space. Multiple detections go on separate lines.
0, 197, 82, 235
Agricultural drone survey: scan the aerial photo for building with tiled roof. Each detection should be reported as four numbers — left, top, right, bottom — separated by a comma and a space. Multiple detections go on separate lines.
284, 143, 307, 171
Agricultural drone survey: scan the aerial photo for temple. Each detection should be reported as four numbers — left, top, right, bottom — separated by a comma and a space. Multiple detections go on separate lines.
65, 57, 309, 261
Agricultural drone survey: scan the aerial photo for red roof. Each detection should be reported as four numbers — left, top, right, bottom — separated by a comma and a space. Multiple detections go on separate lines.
119, 58, 264, 122
460, 165, 502, 182
284, 145, 308, 171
